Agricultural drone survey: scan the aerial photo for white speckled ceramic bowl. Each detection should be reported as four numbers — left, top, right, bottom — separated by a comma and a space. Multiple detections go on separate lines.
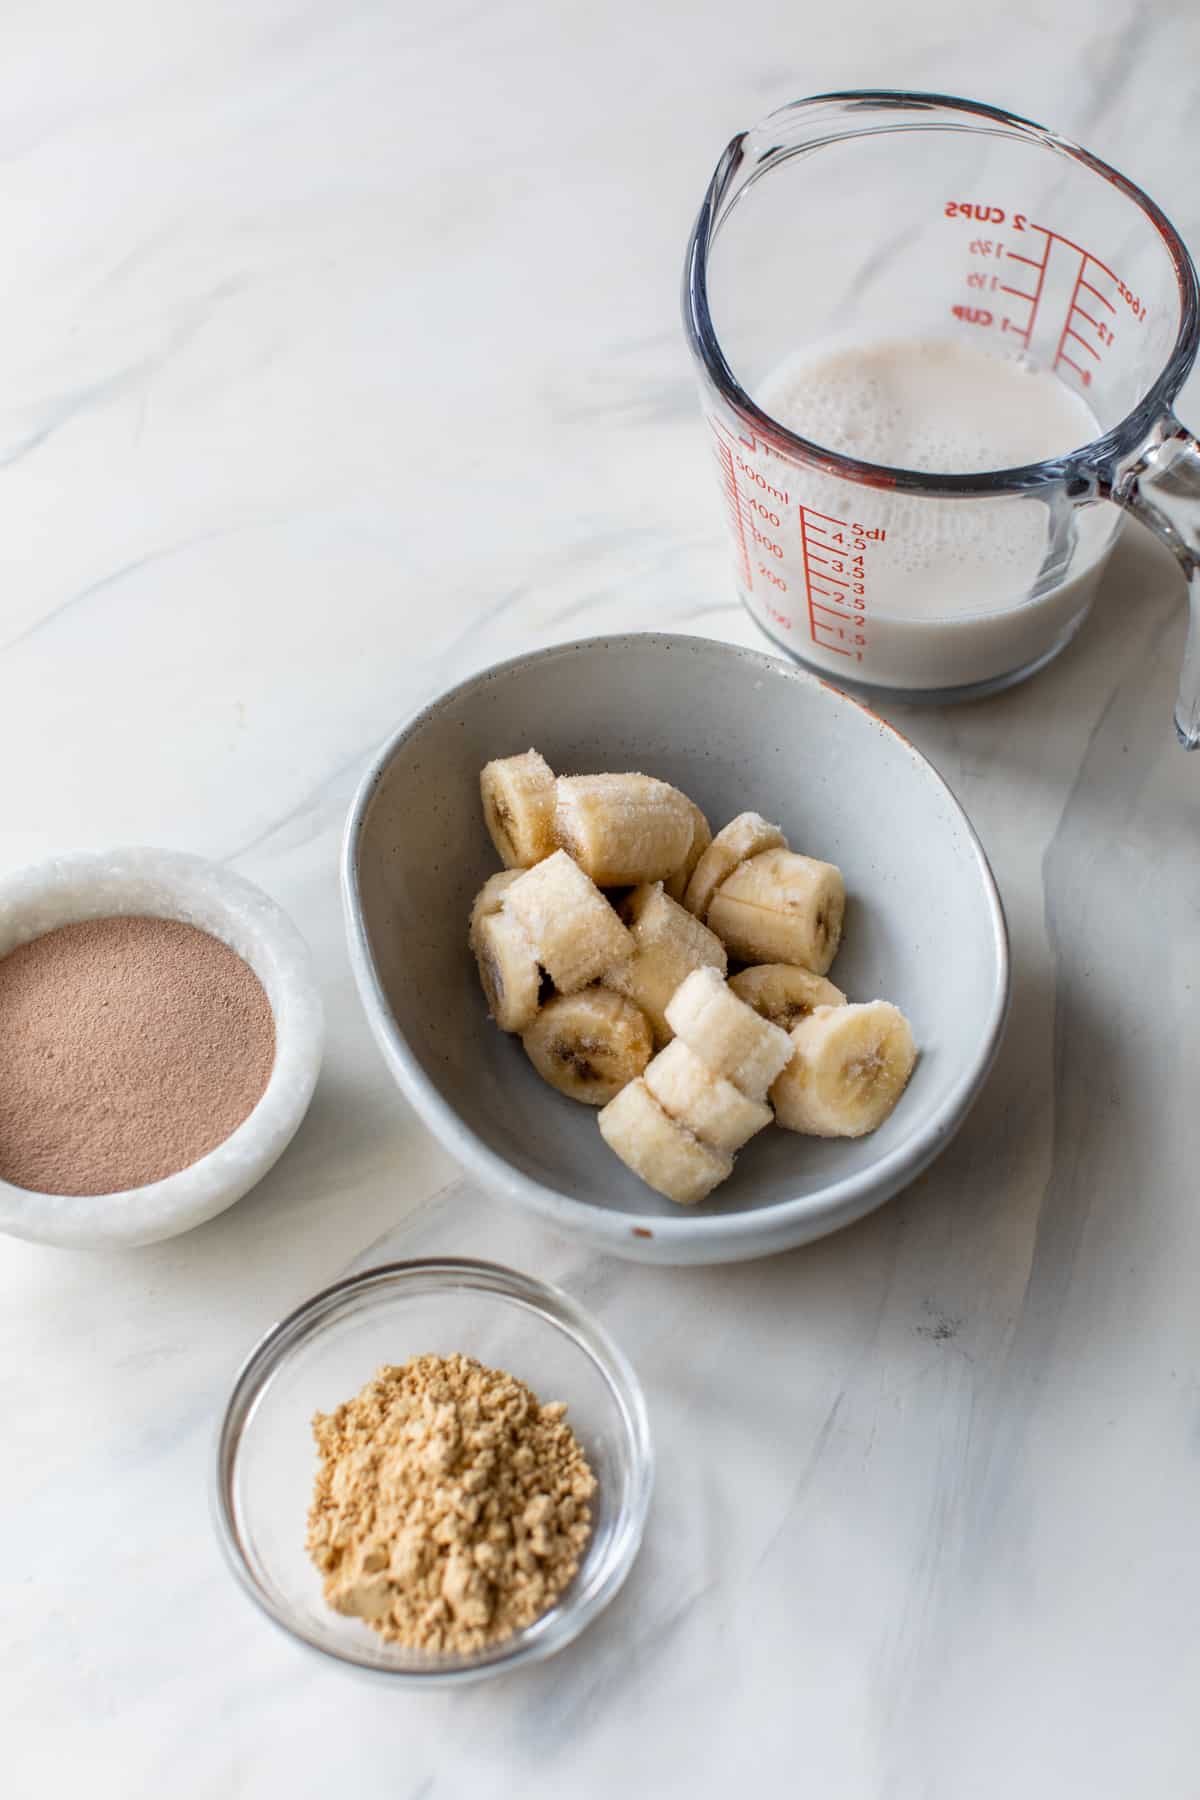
343, 635, 1008, 1265
0, 849, 324, 1249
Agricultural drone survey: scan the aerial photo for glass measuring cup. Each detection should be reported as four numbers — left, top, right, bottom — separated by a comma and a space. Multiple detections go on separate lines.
684, 92, 1200, 746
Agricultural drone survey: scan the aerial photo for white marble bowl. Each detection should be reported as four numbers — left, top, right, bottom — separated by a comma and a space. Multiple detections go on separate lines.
343, 635, 1009, 1265
0, 849, 324, 1249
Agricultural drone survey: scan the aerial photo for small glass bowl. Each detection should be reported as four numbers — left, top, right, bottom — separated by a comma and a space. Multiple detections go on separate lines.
213, 1258, 653, 1684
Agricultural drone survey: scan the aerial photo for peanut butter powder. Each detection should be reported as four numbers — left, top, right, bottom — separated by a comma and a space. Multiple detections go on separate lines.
306, 1353, 596, 1653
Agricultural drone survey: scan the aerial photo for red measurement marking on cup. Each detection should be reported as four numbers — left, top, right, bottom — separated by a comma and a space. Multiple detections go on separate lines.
1000, 226, 1123, 387
995, 234, 1050, 341
954, 207, 1148, 393
797, 507, 878, 661
711, 425, 754, 594
707, 418, 889, 655
1048, 235, 1122, 386
707, 415, 799, 628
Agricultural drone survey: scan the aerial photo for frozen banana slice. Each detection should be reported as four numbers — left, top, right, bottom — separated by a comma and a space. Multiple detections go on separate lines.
598, 1077, 732, 1206
503, 849, 633, 994
472, 909, 541, 1033
728, 962, 847, 1028
643, 1038, 771, 1154
554, 773, 695, 886
771, 1001, 916, 1138
522, 987, 652, 1106
663, 966, 792, 1102
683, 811, 787, 920
480, 749, 557, 868
664, 799, 713, 904
706, 847, 845, 974
603, 882, 726, 1043
468, 870, 523, 947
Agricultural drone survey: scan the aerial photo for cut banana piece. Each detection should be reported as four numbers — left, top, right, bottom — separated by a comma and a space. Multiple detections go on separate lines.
522, 987, 652, 1106
603, 882, 726, 1043
598, 1077, 732, 1206
468, 870, 522, 947
643, 1038, 771, 1153
472, 910, 541, 1033
503, 849, 633, 994
663, 799, 712, 904
728, 962, 847, 1029
683, 811, 787, 920
480, 749, 557, 869
554, 773, 695, 887
663, 966, 792, 1102
771, 1001, 917, 1138
706, 847, 846, 974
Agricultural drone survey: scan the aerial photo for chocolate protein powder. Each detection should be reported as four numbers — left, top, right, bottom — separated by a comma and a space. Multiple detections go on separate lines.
0, 915, 275, 1196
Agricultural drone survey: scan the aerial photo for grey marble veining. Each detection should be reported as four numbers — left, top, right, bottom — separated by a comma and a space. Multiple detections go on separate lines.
1, 2, 1198, 1794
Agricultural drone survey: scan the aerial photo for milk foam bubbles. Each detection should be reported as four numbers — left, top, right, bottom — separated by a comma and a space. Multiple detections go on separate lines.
741, 336, 1118, 690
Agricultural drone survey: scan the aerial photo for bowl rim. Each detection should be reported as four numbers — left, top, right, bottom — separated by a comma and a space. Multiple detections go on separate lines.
341, 633, 1010, 1252
0, 847, 324, 1248
212, 1255, 655, 1684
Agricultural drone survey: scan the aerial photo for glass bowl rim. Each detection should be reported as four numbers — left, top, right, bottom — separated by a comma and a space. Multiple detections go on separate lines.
212, 1256, 655, 1684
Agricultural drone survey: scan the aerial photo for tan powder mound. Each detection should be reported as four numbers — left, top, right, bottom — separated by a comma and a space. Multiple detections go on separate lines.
306, 1353, 596, 1654
0, 915, 275, 1196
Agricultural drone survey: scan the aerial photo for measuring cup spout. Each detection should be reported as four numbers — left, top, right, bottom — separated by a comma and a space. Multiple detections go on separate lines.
1116, 423, 1200, 749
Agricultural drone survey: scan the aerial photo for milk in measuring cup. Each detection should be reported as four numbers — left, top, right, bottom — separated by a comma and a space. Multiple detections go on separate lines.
736, 336, 1117, 692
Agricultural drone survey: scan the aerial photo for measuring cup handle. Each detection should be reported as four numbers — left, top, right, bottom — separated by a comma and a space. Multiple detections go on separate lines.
1114, 418, 1200, 748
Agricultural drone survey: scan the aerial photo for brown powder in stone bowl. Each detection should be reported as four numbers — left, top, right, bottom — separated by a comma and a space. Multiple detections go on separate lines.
0, 915, 275, 1196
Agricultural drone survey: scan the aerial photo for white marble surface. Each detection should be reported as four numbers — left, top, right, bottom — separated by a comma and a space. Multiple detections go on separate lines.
2, 2, 1199, 1793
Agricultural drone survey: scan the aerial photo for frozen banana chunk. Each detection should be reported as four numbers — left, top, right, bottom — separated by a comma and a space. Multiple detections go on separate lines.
663, 965, 792, 1102
728, 962, 846, 1028
683, 811, 786, 920
598, 1077, 732, 1206
771, 1001, 916, 1137
471, 909, 540, 1033
555, 773, 695, 886
643, 1038, 771, 1154
480, 749, 557, 868
503, 849, 633, 994
706, 847, 845, 974
522, 988, 652, 1106
663, 799, 712, 904
603, 882, 726, 1043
